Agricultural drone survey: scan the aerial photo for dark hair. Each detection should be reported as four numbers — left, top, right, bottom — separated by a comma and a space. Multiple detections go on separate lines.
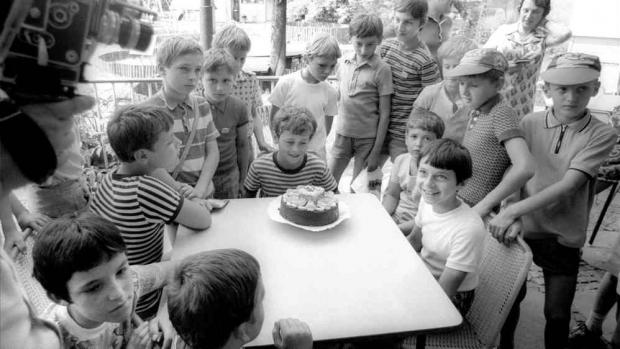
417, 138, 472, 184
408, 109, 445, 139
395, 0, 428, 23
464, 69, 505, 83
203, 48, 237, 74
518, 0, 551, 19
32, 212, 126, 302
271, 106, 317, 139
349, 14, 384, 39
107, 104, 173, 162
168, 249, 261, 349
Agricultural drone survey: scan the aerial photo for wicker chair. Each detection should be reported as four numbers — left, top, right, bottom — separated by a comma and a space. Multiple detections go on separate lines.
13, 231, 53, 315
403, 234, 532, 349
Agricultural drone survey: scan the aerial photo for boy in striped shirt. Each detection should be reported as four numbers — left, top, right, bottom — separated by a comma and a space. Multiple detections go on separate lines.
244, 106, 337, 198
89, 105, 212, 320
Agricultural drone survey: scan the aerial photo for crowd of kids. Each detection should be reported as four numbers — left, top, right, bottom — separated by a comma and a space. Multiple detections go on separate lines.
1, 0, 619, 348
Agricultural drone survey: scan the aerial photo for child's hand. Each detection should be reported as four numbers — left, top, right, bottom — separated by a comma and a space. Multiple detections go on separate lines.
177, 183, 194, 198
489, 213, 521, 246
16, 211, 50, 232
258, 142, 275, 153
127, 317, 152, 349
3, 229, 27, 259
148, 314, 175, 349
365, 152, 381, 172
272, 318, 313, 349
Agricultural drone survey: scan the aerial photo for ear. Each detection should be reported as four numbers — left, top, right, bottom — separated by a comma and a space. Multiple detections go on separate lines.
496, 76, 505, 90
133, 149, 150, 163
47, 292, 70, 306
232, 321, 253, 343
542, 83, 551, 98
157, 64, 166, 77
592, 80, 601, 96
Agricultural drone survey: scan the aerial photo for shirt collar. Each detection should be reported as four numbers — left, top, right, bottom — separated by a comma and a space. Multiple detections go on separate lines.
156, 88, 192, 110
475, 94, 502, 114
505, 22, 547, 42
545, 108, 592, 132
208, 96, 228, 113
343, 52, 379, 68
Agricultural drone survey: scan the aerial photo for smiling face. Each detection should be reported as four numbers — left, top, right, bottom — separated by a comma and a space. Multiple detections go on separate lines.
519, 0, 546, 32
459, 75, 501, 109
65, 253, 133, 328
393, 11, 423, 45
160, 53, 203, 99
305, 56, 338, 83
276, 130, 312, 169
351, 35, 381, 62
203, 66, 235, 103
544, 81, 600, 123
416, 157, 462, 213
145, 129, 181, 171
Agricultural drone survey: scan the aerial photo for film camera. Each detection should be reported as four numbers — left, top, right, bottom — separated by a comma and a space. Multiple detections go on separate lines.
0, 0, 157, 102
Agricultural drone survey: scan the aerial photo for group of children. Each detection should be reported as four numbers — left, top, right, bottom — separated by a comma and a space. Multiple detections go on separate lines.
1, 0, 618, 348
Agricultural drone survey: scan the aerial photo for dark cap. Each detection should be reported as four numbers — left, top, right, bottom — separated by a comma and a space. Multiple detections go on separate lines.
446, 48, 508, 77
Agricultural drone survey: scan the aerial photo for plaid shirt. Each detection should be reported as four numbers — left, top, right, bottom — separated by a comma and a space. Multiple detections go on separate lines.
232, 69, 263, 137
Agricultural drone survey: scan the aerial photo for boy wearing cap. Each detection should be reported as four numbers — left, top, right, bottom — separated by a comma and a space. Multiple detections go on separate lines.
489, 53, 617, 349
447, 48, 534, 219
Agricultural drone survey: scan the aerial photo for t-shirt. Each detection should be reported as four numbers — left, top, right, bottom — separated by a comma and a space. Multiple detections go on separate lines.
143, 91, 219, 185
89, 171, 183, 318
413, 81, 469, 143
379, 38, 441, 141
232, 69, 264, 138
390, 153, 421, 224
244, 152, 338, 197
415, 199, 486, 292
336, 53, 393, 138
210, 95, 250, 175
42, 264, 167, 349
459, 95, 523, 206
269, 71, 339, 155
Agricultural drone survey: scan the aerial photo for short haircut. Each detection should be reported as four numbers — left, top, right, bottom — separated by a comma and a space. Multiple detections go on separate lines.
202, 48, 237, 75
519, 0, 551, 19
305, 33, 342, 60
417, 138, 473, 184
408, 109, 445, 139
32, 212, 126, 302
213, 24, 252, 52
271, 106, 317, 140
463, 69, 505, 83
107, 104, 173, 162
349, 14, 384, 39
168, 249, 261, 349
395, 0, 428, 23
437, 36, 478, 62
156, 36, 203, 68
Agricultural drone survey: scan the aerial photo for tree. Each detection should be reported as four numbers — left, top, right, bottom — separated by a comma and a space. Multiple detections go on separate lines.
270, 0, 287, 75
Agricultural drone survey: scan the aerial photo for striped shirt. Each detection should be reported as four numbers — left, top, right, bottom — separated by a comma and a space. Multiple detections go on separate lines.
89, 171, 183, 318
379, 38, 441, 141
232, 69, 264, 138
244, 152, 338, 197
143, 91, 219, 185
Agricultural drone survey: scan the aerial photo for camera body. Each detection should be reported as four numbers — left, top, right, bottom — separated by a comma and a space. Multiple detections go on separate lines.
0, 0, 156, 102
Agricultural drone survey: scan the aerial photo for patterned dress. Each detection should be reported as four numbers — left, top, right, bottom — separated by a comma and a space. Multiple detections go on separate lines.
484, 22, 547, 120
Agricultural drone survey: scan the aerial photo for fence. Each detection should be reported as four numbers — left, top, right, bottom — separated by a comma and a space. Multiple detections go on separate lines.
286, 24, 349, 44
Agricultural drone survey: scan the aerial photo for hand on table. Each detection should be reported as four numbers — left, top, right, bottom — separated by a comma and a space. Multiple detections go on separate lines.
272, 318, 313, 349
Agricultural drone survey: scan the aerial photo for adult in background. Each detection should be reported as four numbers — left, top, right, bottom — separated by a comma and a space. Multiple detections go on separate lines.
484, 0, 571, 119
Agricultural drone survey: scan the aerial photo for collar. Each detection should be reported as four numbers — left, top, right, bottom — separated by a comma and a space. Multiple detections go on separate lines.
156, 88, 192, 110
427, 14, 448, 26
343, 52, 379, 68
544, 108, 592, 132
208, 96, 228, 113
475, 94, 502, 114
273, 151, 307, 174
505, 22, 546, 42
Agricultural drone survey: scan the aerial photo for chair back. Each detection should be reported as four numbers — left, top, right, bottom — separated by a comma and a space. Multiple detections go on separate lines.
466, 234, 532, 346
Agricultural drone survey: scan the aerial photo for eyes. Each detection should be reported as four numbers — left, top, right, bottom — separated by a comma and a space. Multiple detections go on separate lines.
82, 266, 129, 294
177, 66, 202, 75
417, 168, 449, 181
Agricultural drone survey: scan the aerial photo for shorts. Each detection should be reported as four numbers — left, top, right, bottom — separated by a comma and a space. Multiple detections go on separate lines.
212, 167, 240, 199
602, 236, 620, 275
381, 133, 407, 161
330, 134, 375, 162
525, 237, 581, 276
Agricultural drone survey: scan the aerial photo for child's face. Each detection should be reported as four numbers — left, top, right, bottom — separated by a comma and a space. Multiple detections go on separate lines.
203, 67, 235, 103
431, 0, 453, 15
459, 76, 501, 110
544, 81, 600, 123
406, 127, 438, 156
160, 53, 203, 98
65, 253, 134, 327
305, 56, 338, 82
276, 130, 312, 168
226, 48, 249, 75
146, 129, 181, 171
441, 57, 460, 82
417, 157, 462, 213
393, 11, 423, 44
351, 35, 381, 62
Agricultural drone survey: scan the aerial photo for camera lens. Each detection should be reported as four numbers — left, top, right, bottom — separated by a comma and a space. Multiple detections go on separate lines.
118, 17, 153, 51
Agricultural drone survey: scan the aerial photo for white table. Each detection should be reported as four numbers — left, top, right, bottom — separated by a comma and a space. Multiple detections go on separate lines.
173, 193, 462, 347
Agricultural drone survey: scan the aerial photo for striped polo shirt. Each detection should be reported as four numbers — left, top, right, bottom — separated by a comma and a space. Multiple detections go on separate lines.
244, 152, 338, 197
379, 38, 441, 141
89, 171, 183, 318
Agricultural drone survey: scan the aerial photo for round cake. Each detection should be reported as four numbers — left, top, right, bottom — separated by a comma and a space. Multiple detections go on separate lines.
279, 186, 339, 226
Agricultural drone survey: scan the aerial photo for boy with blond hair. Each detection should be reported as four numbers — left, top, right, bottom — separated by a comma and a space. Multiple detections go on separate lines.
269, 33, 341, 161
144, 36, 220, 200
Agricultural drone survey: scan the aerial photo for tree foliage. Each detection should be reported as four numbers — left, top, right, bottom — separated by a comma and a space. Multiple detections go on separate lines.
288, 0, 397, 24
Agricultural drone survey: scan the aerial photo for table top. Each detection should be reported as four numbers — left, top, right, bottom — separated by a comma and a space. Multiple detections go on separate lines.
173, 193, 462, 346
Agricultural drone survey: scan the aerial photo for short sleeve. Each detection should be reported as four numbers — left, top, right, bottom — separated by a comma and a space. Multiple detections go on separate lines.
445, 217, 486, 273
414, 199, 427, 227
492, 105, 524, 143
569, 126, 616, 178
235, 99, 250, 127
197, 102, 220, 142
390, 153, 408, 184
268, 76, 290, 107
420, 59, 441, 87
244, 161, 261, 192
375, 63, 394, 96
137, 176, 184, 224
130, 263, 168, 298
413, 84, 435, 110
325, 84, 339, 116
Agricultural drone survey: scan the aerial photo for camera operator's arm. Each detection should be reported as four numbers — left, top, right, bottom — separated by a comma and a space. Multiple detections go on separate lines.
0, 191, 26, 257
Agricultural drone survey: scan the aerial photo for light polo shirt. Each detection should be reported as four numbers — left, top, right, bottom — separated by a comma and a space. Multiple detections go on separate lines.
336, 53, 393, 139
520, 109, 616, 248
413, 81, 469, 143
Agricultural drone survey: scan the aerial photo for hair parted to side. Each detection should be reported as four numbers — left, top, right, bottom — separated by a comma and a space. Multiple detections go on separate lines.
32, 212, 126, 302
395, 0, 429, 24
202, 48, 237, 74
349, 14, 384, 39
167, 249, 261, 349
518, 0, 551, 19
271, 106, 318, 140
417, 138, 472, 184
304, 33, 342, 60
437, 36, 479, 62
156, 36, 203, 69
464, 69, 505, 83
408, 109, 445, 139
213, 24, 252, 52
107, 104, 173, 162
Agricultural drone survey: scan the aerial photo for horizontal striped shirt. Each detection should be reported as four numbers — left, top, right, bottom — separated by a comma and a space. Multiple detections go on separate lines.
379, 38, 441, 141
244, 152, 338, 197
89, 171, 183, 318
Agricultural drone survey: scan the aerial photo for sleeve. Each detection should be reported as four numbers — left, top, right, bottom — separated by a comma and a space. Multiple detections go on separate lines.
414, 199, 426, 227
244, 160, 262, 192
137, 176, 184, 224
413, 84, 435, 110
569, 125, 616, 178
325, 85, 339, 116
379, 42, 388, 59
130, 263, 168, 298
445, 216, 486, 273
376, 63, 394, 96
315, 162, 338, 192
235, 100, 250, 128
420, 58, 441, 87
390, 154, 406, 185
198, 102, 220, 142
268, 76, 288, 107
493, 106, 524, 143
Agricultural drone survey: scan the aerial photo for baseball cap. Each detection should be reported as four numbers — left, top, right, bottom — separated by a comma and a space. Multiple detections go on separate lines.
446, 48, 508, 77
541, 52, 601, 85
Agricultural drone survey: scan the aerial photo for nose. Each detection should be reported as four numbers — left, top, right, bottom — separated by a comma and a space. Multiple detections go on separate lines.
565, 89, 578, 103
107, 280, 126, 301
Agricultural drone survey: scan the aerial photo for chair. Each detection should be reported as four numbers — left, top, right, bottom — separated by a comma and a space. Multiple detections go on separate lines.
13, 231, 53, 315
402, 235, 533, 349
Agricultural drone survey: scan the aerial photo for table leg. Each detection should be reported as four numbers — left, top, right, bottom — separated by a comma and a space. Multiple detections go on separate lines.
416, 334, 426, 349
589, 181, 619, 245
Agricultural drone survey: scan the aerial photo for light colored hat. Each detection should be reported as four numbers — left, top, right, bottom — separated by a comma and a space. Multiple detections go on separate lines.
446, 48, 508, 77
541, 52, 601, 85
